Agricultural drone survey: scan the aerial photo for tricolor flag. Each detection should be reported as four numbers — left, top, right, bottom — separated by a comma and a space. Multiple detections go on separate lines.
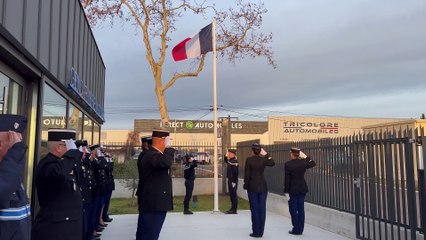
172, 23, 213, 61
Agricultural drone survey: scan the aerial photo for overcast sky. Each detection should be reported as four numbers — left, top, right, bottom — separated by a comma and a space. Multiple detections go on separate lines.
92, 0, 426, 130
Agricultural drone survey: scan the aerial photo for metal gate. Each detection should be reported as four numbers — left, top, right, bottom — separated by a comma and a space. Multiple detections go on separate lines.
353, 135, 425, 240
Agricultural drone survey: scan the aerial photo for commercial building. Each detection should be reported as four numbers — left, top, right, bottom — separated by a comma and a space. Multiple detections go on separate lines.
0, 0, 105, 201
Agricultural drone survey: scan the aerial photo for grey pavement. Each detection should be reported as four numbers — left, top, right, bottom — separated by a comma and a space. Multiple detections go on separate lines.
101, 210, 353, 240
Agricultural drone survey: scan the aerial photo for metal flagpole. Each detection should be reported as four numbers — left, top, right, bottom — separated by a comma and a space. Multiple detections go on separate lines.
212, 19, 219, 212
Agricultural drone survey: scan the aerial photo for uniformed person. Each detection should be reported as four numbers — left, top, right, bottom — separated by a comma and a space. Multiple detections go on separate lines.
224, 149, 239, 214
136, 128, 175, 240
0, 114, 30, 240
88, 144, 102, 239
137, 136, 151, 171
93, 147, 108, 232
32, 128, 83, 240
284, 147, 316, 235
244, 143, 275, 238
102, 152, 114, 223
183, 154, 198, 215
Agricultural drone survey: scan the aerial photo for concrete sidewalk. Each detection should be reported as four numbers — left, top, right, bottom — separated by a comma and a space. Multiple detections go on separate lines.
101, 210, 354, 240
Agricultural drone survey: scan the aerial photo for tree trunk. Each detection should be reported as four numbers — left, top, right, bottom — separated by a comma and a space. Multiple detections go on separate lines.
155, 86, 170, 125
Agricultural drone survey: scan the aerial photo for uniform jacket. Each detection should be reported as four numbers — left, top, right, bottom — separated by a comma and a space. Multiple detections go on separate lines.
137, 147, 175, 212
0, 142, 30, 240
135, 149, 149, 197
105, 157, 115, 192
224, 157, 239, 182
79, 155, 95, 204
32, 149, 83, 240
183, 160, 198, 180
284, 156, 316, 195
244, 154, 275, 192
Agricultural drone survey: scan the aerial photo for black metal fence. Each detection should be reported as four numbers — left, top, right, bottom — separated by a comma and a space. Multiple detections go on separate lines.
236, 129, 426, 240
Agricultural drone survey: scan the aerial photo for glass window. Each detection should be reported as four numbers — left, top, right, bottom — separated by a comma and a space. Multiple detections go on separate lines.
93, 122, 100, 145
83, 116, 93, 145
0, 72, 23, 115
68, 104, 83, 140
40, 84, 67, 157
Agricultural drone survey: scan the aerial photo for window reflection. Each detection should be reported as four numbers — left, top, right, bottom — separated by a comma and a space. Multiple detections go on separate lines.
68, 104, 83, 139
40, 84, 67, 157
93, 123, 100, 145
83, 116, 93, 145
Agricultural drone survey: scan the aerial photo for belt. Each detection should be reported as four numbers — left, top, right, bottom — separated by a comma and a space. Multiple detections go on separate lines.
0, 204, 31, 221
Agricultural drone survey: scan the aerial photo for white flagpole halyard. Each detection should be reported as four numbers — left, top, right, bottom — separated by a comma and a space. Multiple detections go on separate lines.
212, 19, 219, 212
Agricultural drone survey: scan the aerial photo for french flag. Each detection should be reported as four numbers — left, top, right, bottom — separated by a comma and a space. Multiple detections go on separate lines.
172, 23, 213, 61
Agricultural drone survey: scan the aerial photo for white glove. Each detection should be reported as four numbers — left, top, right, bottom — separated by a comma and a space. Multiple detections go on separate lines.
285, 194, 290, 201
165, 136, 171, 148
96, 149, 104, 157
232, 182, 236, 188
225, 152, 229, 158
299, 151, 307, 159
78, 146, 84, 152
85, 147, 91, 154
64, 139, 77, 151
260, 148, 267, 156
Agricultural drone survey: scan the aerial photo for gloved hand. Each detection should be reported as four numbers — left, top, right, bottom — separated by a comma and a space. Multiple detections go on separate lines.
64, 139, 77, 151
96, 149, 104, 157
165, 136, 171, 148
285, 194, 290, 201
232, 182, 236, 188
225, 152, 229, 158
8, 131, 22, 145
299, 151, 307, 159
260, 148, 267, 156
85, 147, 91, 154
78, 146, 84, 152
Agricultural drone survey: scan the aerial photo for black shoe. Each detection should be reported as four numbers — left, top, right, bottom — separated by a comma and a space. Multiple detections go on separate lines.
184, 209, 193, 215
99, 223, 108, 227
225, 209, 237, 214
104, 217, 113, 222
96, 228, 104, 232
249, 233, 261, 238
288, 230, 302, 235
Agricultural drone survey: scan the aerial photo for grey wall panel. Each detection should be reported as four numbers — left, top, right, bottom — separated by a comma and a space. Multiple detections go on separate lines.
38, 0, 50, 68
23, 0, 39, 58
58, 0, 68, 83
4, 0, 24, 43
77, 10, 83, 80
0, 0, 4, 24
66, 0, 75, 83
49, 0, 60, 80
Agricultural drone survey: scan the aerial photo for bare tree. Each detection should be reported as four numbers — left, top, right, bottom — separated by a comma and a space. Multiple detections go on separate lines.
82, 0, 275, 124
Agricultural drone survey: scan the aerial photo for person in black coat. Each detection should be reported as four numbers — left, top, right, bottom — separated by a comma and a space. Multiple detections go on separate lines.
183, 154, 198, 215
284, 147, 316, 235
32, 129, 83, 240
102, 153, 115, 223
224, 149, 239, 214
244, 143, 275, 238
136, 129, 175, 240
0, 115, 30, 240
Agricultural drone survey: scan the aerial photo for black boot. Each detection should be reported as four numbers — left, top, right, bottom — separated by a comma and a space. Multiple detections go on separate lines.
225, 209, 237, 214
184, 209, 193, 215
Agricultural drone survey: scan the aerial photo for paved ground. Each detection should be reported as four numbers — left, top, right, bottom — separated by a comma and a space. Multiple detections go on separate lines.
101, 210, 353, 240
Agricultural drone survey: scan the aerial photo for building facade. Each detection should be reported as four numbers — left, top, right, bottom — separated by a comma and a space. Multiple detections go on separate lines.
0, 0, 105, 203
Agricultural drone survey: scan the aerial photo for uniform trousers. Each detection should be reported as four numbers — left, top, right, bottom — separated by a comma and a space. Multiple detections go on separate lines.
288, 194, 305, 234
83, 202, 96, 240
136, 211, 166, 240
247, 191, 268, 237
227, 179, 238, 210
102, 190, 113, 221
184, 180, 194, 209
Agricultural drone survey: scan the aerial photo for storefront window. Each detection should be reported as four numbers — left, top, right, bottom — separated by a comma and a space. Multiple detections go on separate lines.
93, 122, 100, 145
0, 72, 23, 115
40, 84, 67, 157
68, 104, 83, 140
83, 116, 93, 145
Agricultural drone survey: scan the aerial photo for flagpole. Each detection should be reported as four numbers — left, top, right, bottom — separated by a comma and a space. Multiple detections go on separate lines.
212, 19, 219, 212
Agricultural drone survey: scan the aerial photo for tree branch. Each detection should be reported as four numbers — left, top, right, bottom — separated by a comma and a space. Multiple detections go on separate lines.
162, 54, 206, 92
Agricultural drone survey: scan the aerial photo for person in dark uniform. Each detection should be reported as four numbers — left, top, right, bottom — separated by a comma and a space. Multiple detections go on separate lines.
136, 128, 175, 240
102, 152, 115, 223
224, 149, 239, 214
88, 144, 102, 239
32, 129, 83, 240
284, 147, 316, 235
93, 148, 108, 232
0, 114, 30, 240
183, 154, 197, 215
244, 143, 275, 238
137, 136, 151, 171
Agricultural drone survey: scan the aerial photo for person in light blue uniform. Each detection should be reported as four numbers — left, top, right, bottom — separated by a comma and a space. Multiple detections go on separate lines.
0, 114, 30, 240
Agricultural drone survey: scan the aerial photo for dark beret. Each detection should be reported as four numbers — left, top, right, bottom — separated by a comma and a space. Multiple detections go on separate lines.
89, 144, 100, 151
290, 147, 301, 153
0, 114, 27, 133
48, 128, 76, 141
152, 128, 169, 139
251, 143, 261, 150
228, 149, 237, 154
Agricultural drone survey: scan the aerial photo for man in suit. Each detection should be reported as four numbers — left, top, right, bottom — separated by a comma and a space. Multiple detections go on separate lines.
0, 114, 30, 240
136, 128, 175, 240
32, 129, 83, 240
284, 147, 316, 235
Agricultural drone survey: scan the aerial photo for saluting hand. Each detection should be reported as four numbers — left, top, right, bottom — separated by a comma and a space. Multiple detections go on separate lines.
8, 131, 22, 145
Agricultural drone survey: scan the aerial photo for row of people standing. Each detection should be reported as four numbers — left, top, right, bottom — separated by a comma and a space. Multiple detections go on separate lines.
32, 128, 115, 240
